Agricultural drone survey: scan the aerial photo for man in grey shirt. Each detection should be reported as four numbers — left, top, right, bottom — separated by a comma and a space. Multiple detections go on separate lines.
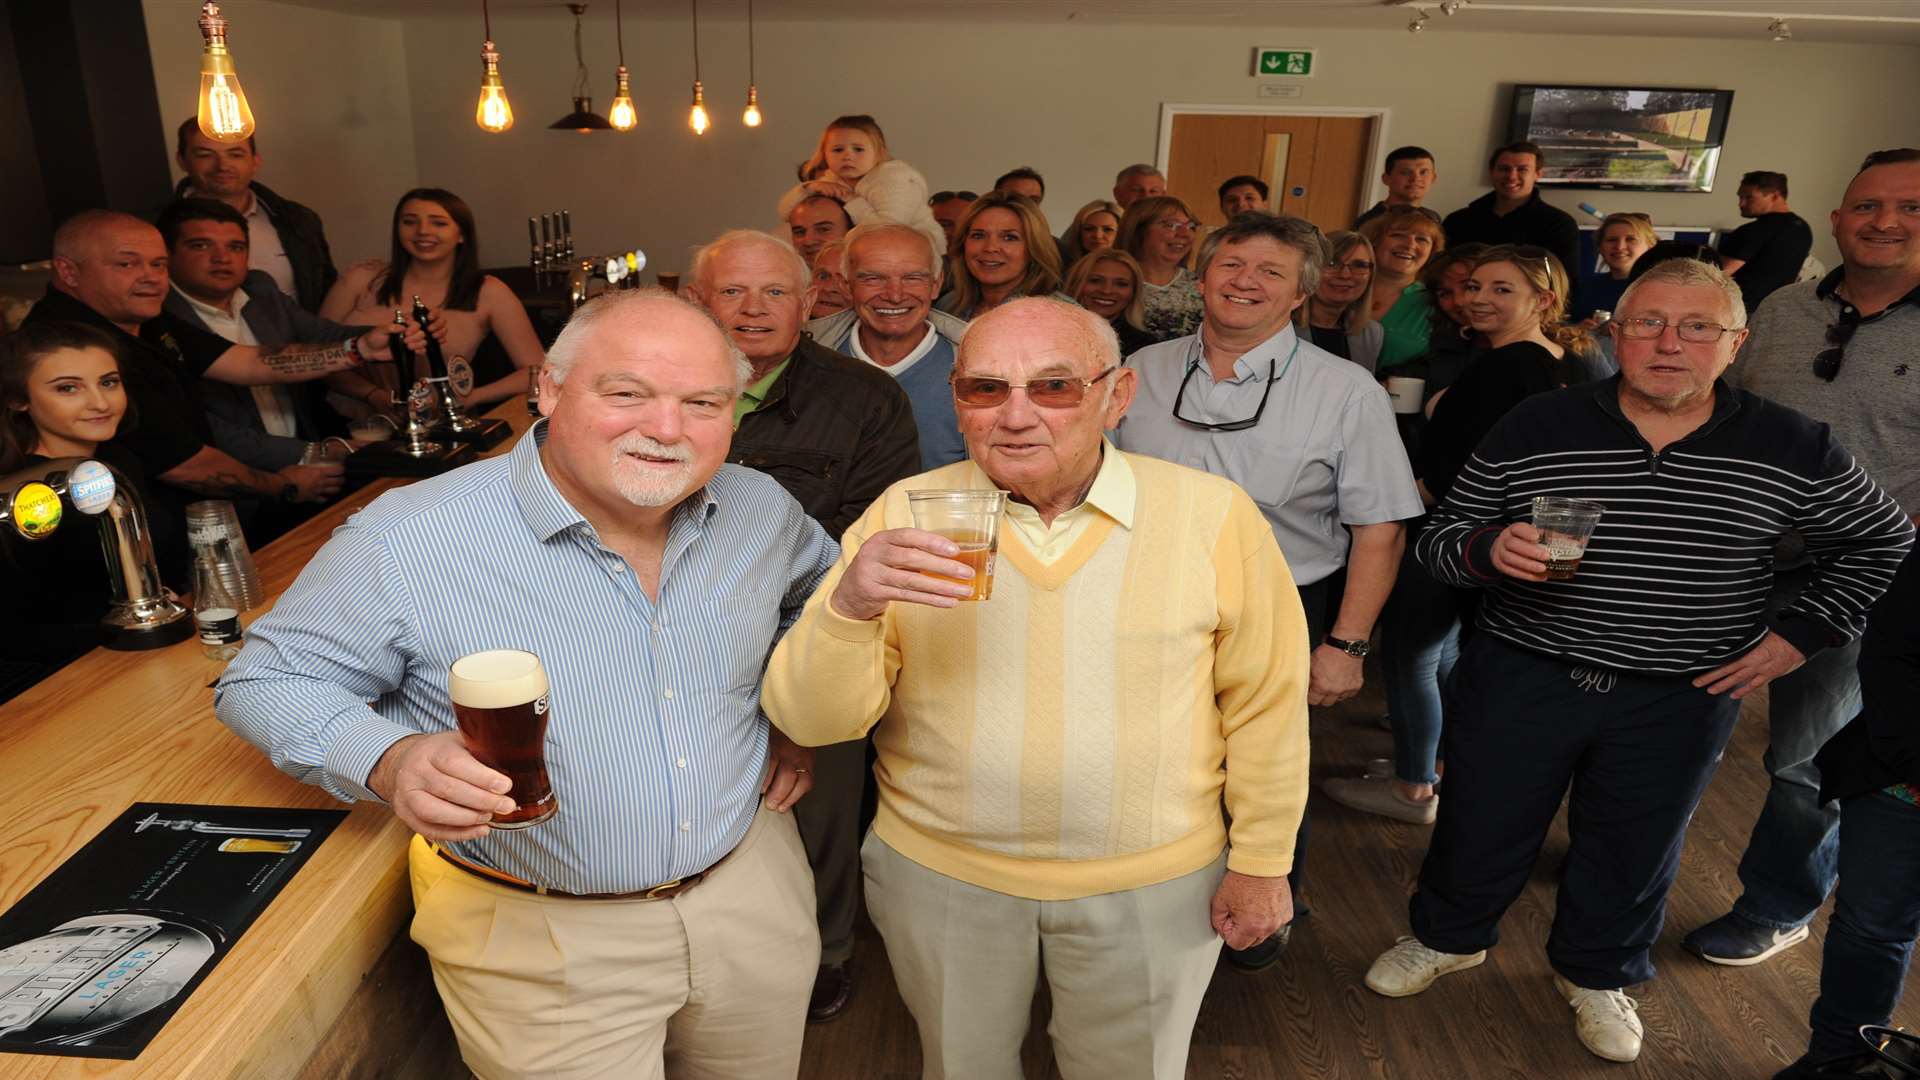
1684, 147, 1920, 967
1114, 213, 1423, 970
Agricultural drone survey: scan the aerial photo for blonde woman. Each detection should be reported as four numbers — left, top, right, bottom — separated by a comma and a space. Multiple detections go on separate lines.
775, 114, 945, 264
1304, 231, 1385, 373
1064, 249, 1155, 356
1062, 199, 1123, 266
1576, 212, 1658, 323
933, 192, 1066, 320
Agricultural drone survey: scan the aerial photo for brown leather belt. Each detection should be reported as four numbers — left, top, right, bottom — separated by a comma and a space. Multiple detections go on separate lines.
434, 845, 708, 901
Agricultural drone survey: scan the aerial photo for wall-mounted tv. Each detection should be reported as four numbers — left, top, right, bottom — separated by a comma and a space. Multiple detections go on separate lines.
1508, 85, 1735, 192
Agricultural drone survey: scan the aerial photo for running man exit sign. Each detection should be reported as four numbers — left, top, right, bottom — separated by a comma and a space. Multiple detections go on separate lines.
1253, 48, 1315, 77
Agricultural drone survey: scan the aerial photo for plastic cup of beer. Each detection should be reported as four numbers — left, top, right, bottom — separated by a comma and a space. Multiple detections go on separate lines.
906, 489, 1009, 601
448, 649, 558, 829
1530, 496, 1605, 581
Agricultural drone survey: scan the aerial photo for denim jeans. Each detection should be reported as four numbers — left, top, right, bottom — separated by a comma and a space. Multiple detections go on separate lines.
1380, 544, 1460, 786
1806, 790, 1920, 1062
1732, 569, 1864, 930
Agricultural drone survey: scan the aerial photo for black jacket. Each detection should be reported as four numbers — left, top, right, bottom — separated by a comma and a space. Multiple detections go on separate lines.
1817, 545, 1920, 802
1442, 191, 1581, 281
731, 336, 922, 540
172, 178, 338, 312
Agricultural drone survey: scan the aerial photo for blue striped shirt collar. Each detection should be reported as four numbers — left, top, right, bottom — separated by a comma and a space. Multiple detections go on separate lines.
511, 417, 720, 542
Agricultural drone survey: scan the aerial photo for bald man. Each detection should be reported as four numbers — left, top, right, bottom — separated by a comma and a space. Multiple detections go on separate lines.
688, 229, 920, 1022
23, 211, 430, 555
763, 297, 1312, 1076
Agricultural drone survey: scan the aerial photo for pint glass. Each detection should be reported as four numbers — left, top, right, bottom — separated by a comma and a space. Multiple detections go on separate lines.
449, 649, 558, 829
907, 489, 1009, 601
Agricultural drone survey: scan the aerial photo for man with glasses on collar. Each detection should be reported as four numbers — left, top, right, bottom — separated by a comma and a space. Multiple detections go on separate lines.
1113, 213, 1423, 971
762, 297, 1311, 1078
1683, 147, 1920, 971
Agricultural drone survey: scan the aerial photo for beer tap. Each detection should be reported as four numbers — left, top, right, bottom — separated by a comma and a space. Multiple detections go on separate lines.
528, 216, 544, 288
387, 311, 443, 458
561, 209, 574, 263
0, 458, 193, 650
412, 296, 483, 438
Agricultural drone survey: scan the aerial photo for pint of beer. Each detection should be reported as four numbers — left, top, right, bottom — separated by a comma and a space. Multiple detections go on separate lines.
907, 490, 1009, 601
449, 649, 558, 829
1530, 496, 1605, 581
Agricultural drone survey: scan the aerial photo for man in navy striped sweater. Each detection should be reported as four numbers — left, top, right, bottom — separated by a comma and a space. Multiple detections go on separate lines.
1360, 258, 1914, 1064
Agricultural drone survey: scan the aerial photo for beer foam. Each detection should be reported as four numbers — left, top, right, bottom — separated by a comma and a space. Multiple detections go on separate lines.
449, 649, 549, 708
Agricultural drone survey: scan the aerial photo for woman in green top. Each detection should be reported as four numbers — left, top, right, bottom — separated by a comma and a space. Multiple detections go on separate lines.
1358, 205, 1447, 371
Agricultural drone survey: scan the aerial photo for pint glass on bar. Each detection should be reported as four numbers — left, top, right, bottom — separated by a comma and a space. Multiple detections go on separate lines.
449, 649, 558, 829
907, 490, 1009, 601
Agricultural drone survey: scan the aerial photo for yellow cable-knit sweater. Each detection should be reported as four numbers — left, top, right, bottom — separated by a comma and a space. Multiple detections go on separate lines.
762, 449, 1311, 900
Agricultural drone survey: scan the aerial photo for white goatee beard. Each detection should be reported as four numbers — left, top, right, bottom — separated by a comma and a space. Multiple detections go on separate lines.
609, 433, 695, 507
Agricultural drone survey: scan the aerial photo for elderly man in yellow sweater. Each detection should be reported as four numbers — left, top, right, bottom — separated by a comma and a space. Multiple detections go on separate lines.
762, 296, 1311, 1079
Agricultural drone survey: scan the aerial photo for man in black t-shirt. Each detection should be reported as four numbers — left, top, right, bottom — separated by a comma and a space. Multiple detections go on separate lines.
1720, 170, 1813, 313
23, 211, 431, 542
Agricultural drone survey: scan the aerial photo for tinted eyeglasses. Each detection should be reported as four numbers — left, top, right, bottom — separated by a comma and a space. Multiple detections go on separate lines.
951, 367, 1117, 407
929, 191, 979, 205
1814, 308, 1863, 381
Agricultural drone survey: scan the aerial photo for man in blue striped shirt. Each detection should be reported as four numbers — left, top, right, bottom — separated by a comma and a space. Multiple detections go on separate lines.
217, 289, 839, 1079
1362, 259, 1913, 1065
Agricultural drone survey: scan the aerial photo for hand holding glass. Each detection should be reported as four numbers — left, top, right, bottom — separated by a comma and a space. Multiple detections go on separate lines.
448, 650, 558, 828
906, 490, 1009, 601
1531, 496, 1605, 580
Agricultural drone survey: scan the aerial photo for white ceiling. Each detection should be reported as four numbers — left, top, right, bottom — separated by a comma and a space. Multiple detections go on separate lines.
268, 0, 1920, 45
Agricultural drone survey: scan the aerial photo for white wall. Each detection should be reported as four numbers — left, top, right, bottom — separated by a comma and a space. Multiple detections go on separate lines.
146, 7, 1920, 278
141, 0, 419, 266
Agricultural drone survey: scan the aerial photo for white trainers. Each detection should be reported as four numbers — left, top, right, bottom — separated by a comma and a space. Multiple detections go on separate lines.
1323, 776, 1439, 824
1364, 936, 1486, 997
1554, 975, 1643, 1062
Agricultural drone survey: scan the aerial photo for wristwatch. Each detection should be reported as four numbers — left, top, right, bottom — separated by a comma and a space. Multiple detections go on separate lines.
1323, 634, 1371, 658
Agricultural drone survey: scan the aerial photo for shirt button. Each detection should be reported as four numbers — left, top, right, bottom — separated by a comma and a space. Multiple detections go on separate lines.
676, 757, 687, 769
679, 820, 691, 832
663, 688, 674, 700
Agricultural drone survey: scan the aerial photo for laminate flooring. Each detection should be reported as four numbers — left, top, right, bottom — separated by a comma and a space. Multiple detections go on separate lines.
797, 680, 1920, 1080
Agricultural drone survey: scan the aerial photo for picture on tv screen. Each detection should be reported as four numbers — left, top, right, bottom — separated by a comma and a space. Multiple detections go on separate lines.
1508, 85, 1735, 192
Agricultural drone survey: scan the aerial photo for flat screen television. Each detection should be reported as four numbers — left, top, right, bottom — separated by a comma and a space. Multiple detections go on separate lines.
1507, 84, 1734, 192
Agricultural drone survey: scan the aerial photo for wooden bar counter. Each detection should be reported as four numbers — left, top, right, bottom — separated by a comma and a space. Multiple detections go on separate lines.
0, 404, 535, 1078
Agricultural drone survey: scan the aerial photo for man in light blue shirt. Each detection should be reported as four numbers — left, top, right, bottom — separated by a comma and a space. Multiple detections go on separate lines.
808, 221, 970, 470
1114, 215, 1421, 971
216, 289, 837, 1079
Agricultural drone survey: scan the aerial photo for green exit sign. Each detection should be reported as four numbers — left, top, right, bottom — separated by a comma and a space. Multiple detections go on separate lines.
1253, 47, 1315, 77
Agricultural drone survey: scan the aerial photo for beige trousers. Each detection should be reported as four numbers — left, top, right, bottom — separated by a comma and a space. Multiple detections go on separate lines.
408, 807, 820, 1080
863, 833, 1226, 1080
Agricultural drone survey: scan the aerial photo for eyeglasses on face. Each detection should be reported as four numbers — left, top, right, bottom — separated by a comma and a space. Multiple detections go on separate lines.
951, 367, 1117, 408
1328, 258, 1375, 274
1615, 316, 1739, 343
1152, 218, 1199, 234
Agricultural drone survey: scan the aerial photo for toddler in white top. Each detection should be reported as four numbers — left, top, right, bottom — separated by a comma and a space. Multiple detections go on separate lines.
777, 115, 947, 267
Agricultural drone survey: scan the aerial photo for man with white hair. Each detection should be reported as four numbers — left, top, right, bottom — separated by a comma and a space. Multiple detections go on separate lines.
808, 221, 970, 469
1363, 258, 1912, 1064
688, 229, 920, 1023
217, 289, 837, 1078
763, 297, 1312, 1077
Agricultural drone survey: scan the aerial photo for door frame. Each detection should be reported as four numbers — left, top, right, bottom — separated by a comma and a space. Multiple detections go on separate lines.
1155, 103, 1394, 210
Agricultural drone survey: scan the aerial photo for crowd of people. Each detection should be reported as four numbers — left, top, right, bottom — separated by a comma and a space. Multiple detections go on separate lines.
4, 107, 1917, 1080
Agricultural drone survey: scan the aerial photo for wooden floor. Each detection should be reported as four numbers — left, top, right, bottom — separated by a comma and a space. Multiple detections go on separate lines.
798, 679, 1920, 1079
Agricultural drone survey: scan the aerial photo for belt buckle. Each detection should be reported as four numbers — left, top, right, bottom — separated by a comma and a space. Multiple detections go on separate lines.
642, 878, 684, 900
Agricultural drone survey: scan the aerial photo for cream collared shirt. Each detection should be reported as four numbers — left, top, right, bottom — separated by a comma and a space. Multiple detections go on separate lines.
992, 440, 1136, 565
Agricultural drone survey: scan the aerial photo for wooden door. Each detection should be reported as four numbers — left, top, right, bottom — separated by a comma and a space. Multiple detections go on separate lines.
1166, 113, 1374, 232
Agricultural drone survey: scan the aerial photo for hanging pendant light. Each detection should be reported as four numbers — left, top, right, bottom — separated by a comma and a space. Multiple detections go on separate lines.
474, 0, 514, 132
741, 0, 762, 128
607, 0, 637, 130
550, 3, 612, 132
195, 2, 256, 142
688, 0, 710, 134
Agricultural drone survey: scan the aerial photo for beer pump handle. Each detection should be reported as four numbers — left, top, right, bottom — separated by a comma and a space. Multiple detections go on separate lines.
388, 310, 415, 391
411, 295, 447, 379
561, 209, 573, 260
528, 217, 542, 275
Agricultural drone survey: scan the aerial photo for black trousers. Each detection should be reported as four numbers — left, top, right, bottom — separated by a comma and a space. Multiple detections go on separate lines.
1409, 634, 1740, 988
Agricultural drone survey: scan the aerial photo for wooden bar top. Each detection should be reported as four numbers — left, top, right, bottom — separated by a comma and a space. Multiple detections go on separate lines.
0, 403, 536, 1077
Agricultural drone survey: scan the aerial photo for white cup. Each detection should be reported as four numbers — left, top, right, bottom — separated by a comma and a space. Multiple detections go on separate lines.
1385, 376, 1426, 415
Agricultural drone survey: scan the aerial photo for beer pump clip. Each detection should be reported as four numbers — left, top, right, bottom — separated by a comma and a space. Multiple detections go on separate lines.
568, 247, 649, 314
0, 457, 192, 650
